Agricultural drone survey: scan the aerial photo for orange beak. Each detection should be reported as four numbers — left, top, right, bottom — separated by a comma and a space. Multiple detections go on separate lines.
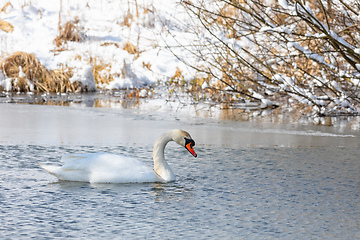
186, 142, 197, 157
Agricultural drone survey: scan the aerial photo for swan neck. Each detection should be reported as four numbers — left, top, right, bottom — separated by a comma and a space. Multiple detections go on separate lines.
153, 133, 175, 182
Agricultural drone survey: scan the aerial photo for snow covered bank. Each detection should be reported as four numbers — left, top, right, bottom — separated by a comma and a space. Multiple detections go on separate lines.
0, 0, 193, 92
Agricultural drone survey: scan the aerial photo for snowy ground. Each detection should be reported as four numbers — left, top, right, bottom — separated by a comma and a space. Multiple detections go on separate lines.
0, 0, 195, 90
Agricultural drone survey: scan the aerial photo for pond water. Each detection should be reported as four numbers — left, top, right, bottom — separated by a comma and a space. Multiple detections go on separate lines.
0, 103, 360, 239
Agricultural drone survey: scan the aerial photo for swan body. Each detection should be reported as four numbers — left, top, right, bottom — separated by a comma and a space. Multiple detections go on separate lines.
40, 129, 197, 183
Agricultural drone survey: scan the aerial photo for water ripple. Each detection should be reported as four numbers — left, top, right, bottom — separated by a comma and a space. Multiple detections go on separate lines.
0, 145, 359, 239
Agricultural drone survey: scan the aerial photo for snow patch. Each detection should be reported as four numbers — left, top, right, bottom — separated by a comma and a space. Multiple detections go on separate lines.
0, 78, 12, 91
69, 65, 96, 91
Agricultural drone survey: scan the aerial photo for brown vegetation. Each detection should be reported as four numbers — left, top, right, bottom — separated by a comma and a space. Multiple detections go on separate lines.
0, 19, 13, 33
123, 41, 139, 55
0, 2, 14, 33
0, 2, 12, 13
0, 51, 85, 93
54, 18, 84, 47
89, 57, 113, 86
175, 0, 360, 114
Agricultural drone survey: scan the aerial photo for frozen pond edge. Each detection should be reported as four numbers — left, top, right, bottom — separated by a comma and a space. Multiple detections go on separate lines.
0, 102, 358, 147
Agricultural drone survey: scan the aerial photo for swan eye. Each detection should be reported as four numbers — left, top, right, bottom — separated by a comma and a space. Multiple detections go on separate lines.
184, 138, 195, 147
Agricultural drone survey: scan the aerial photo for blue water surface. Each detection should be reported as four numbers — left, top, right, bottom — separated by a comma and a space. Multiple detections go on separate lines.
0, 145, 359, 239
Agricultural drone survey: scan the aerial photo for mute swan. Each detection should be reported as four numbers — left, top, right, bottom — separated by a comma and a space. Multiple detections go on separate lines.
40, 129, 197, 183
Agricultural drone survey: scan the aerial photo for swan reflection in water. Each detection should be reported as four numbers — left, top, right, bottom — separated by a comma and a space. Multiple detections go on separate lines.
150, 181, 194, 202
48, 179, 194, 202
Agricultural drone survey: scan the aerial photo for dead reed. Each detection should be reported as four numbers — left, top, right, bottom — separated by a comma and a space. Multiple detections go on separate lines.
0, 2, 14, 33
0, 19, 13, 33
0, 51, 81, 93
123, 41, 139, 55
54, 18, 84, 47
0, 2, 12, 13
89, 57, 113, 86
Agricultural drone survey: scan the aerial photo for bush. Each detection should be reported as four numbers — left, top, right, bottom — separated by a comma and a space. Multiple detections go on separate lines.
172, 0, 360, 115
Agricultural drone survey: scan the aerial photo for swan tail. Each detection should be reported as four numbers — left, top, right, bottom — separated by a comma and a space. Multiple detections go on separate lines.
39, 164, 61, 177
39, 163, 89, 182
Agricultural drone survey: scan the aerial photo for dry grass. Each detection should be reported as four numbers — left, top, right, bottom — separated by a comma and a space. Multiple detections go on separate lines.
122, 12, 133, 27
100, 42, 120, 48
0, 2, 14, 33
123, 41, 139, 55
54, 18, 84, 47
142, 61, 151, 70
0, 51, 86, 93
0, 2, 12, 13
1, 52, 44, 79
89, 57, 113, 86
0, 19, 13, 33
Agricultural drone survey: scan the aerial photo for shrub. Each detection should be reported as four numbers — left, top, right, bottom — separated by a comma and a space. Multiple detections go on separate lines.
173, 0, 360, 115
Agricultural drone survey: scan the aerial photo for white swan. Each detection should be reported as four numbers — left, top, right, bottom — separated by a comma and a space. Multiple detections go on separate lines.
40, 129, 197, 183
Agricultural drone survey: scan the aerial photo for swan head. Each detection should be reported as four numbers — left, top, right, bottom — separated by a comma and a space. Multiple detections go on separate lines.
171, 129, 197, 158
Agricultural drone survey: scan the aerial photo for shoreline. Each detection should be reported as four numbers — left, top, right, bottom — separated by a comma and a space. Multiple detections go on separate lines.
0, 99, 358, 147
1, 90, 360, 127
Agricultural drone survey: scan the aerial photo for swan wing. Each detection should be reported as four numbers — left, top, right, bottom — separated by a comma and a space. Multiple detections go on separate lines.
41, 152, 160, 183
60, 153, 145, 171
